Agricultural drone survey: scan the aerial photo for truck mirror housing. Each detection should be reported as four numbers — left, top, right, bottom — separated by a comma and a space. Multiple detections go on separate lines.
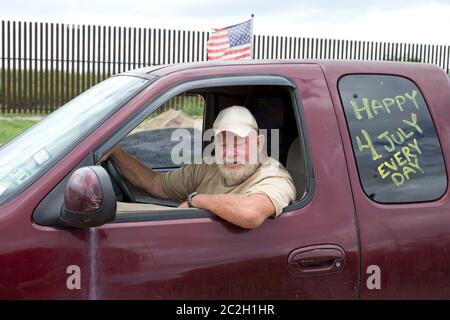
61, 166, 116, 228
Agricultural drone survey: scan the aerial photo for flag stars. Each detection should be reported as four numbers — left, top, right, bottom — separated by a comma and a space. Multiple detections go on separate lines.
229, 21, 252, 47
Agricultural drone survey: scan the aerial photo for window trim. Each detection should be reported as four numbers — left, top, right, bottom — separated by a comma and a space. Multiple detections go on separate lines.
95, 74, 316, 224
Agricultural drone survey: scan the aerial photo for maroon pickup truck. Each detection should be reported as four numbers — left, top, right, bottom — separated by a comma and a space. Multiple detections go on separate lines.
1, 60, 450, 299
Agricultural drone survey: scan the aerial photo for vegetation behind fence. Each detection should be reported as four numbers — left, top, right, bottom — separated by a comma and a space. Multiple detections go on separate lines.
1, 20, 450, 114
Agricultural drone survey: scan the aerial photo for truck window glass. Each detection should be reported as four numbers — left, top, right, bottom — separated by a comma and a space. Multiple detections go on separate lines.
0, 76, 149, 205
338, 74, 447, 203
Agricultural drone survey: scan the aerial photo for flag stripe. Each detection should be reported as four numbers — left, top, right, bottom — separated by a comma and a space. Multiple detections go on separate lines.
208, 45, 232, 54
208, 46, 252, 58
208, 52, 251, 61
223, 51, 251, 60
207, 40, 230, 48
209, 33, 228, 40
208, 50, 251, 59
223, 46, 251, 56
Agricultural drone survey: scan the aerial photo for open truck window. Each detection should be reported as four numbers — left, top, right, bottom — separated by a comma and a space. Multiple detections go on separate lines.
108, 83, 310, 219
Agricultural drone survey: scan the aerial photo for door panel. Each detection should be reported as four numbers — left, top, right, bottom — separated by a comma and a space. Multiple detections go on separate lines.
1, 154, 97, 299
0, 191, 93, 299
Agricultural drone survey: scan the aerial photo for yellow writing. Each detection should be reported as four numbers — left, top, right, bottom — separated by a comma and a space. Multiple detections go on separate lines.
377, 142, 424, 187
351, 90, 420, 120
356, 129, 382, 161
376, 114, 422, 153
402, 112, 423, 135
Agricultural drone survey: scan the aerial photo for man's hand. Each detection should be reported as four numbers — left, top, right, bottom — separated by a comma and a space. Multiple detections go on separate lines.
96, 145, 169, 200
96, 146, 121, 164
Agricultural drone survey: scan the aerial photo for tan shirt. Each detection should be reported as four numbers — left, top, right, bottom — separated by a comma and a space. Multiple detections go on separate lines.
160, 157, 296, 216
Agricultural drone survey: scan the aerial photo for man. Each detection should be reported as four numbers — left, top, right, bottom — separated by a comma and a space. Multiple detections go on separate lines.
104, 106, 296, 229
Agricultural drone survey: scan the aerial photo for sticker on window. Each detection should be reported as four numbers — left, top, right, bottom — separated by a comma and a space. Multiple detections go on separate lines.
9, 168, 31, 185
0, 183, 8, 196
32, 149, 52, 167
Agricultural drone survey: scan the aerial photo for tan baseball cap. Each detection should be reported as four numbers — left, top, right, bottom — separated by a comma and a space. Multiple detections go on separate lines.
213, 106, 258, 137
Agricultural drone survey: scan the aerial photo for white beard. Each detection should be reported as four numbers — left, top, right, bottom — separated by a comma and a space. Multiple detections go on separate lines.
217, 163, 260, 186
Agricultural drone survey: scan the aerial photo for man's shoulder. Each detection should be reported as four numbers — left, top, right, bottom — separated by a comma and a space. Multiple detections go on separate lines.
258, 157, 291, 177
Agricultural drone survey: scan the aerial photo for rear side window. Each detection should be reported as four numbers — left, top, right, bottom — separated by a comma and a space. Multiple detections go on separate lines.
338, 74, 447, 203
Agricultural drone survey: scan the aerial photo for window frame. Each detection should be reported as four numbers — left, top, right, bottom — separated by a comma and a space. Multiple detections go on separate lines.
95, 74, 316, 224
337, 73, 448, 204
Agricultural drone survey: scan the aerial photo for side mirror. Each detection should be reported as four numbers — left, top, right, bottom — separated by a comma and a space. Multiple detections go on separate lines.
61, 166, 116, 228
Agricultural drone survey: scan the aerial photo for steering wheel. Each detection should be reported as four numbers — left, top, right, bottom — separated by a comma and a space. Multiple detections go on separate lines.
104, 158, 135, 203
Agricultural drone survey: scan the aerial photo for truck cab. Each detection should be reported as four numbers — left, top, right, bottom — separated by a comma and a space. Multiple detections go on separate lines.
0, 60, 449, 299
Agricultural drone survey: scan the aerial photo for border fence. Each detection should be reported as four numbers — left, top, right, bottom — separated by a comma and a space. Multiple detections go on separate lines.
1, 20, 450, 114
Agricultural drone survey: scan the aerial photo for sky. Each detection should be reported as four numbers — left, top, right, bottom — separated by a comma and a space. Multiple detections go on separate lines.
1, 0, 450, 45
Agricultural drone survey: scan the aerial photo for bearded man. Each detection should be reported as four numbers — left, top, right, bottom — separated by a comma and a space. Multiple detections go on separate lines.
103, 106, 296, 229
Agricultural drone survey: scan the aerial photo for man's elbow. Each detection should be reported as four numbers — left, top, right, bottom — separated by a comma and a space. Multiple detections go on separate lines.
240, 210, 268, 229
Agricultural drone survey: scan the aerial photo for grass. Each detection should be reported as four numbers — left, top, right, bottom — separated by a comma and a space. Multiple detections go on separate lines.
0, 111, 47, 117
160, 94, 205, 117
182, 102, 204, 117
144, 94, 205, 124
181, 95, 205, 116
0, 68, 106, 113
0, 118, 38, 144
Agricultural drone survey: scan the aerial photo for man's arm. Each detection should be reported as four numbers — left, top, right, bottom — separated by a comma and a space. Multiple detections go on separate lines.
180, 193, 276, 229
101, 147, 169, 199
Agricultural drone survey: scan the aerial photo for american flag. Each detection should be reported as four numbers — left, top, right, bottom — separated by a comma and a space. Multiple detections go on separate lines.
207, 19, 253, 61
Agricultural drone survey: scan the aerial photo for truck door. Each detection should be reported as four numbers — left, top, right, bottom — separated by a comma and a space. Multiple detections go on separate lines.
92, 64, 360, 299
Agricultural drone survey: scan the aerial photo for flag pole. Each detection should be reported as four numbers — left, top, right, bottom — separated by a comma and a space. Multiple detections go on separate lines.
251, 13, 255, 59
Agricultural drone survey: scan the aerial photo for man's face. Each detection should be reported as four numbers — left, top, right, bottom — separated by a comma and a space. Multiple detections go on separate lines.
214, 130, 263, 186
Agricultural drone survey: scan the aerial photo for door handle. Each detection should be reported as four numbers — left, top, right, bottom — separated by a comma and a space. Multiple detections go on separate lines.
287, 245, 345, 275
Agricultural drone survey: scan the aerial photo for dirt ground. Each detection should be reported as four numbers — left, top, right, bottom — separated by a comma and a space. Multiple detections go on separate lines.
133, 109, 203, 132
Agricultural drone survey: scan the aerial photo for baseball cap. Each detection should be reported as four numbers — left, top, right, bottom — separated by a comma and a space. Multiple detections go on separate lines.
213, 106, 258, 137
